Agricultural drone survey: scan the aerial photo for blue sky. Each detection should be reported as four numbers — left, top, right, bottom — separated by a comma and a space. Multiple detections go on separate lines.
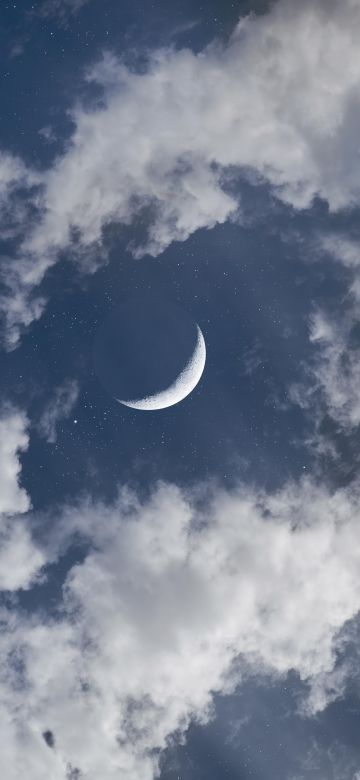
1, 1, 360, 778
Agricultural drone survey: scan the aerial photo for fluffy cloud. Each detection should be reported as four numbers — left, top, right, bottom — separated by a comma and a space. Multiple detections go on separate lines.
35, 0, 360, 258
0, 409, 30, 516
1, 477, 360, 778
37, 379, 79, 444
0, 409, 46, 590
3, 0, 360, 345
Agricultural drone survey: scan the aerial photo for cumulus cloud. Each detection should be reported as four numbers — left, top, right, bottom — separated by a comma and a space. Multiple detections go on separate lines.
3, 0, 360, 345
0, 409, 46, 590
37, 379, 79, 444
1, 477, 360, 778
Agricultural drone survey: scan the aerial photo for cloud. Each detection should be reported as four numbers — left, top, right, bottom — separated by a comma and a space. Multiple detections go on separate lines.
0, 152, 43, 349
2, 477, 360, 778
0, 151, 39, 229
3, 0, 360, 345
0, 409, 46, 590
0, 408, 31, 516
290, 234, 360, 436
311, 309, 360, 430
291, 740, 360, 780
35, 0, 89, 21
290, 309, 360, 432
38, 126, 57, 145
317, 234, 360, 272
37, 379, 79, 444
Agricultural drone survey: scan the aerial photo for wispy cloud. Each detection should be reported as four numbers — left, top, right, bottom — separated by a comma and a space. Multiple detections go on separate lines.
291, 308, 360, 430
35, 0, 89, 21
37, 379, 79, 444
291, 740, 360, 780
290, 234, 360, 445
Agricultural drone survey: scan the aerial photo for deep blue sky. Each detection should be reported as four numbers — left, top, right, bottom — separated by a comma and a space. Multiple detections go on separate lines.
1, 2, 360, 779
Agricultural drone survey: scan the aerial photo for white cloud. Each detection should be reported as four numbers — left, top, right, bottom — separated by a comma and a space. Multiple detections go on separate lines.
290, 309, 360, 431
2, 478, 360, 778
283, 230, 360, 454
290, 231, 360, 434
315, 234, 360, 311
38, 379, 79, 444
0, 152, 36, 206
0, 152, 43, 349
317, 235, 360, 272
311, 310, 360, 429
0, 409, 46, 591
0, 409, 31, 516
3, 0, 360, 345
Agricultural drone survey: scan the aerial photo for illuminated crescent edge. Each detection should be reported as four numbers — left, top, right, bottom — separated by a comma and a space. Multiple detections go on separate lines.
116, 326, 206, 411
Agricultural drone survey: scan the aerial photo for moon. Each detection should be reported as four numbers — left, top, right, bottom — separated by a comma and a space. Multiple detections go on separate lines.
93, 296, 206, 411
117, 326, 206, 410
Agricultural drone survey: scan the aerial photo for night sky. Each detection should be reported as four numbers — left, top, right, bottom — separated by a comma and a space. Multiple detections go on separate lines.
1, 1, 360, 779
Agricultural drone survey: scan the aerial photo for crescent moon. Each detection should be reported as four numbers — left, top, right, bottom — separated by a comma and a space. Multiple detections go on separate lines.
117, 326, 206, 411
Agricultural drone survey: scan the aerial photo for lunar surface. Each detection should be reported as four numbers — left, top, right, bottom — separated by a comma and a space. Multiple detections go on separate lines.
118, 326, 206, 410
93, 296, 206, 410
